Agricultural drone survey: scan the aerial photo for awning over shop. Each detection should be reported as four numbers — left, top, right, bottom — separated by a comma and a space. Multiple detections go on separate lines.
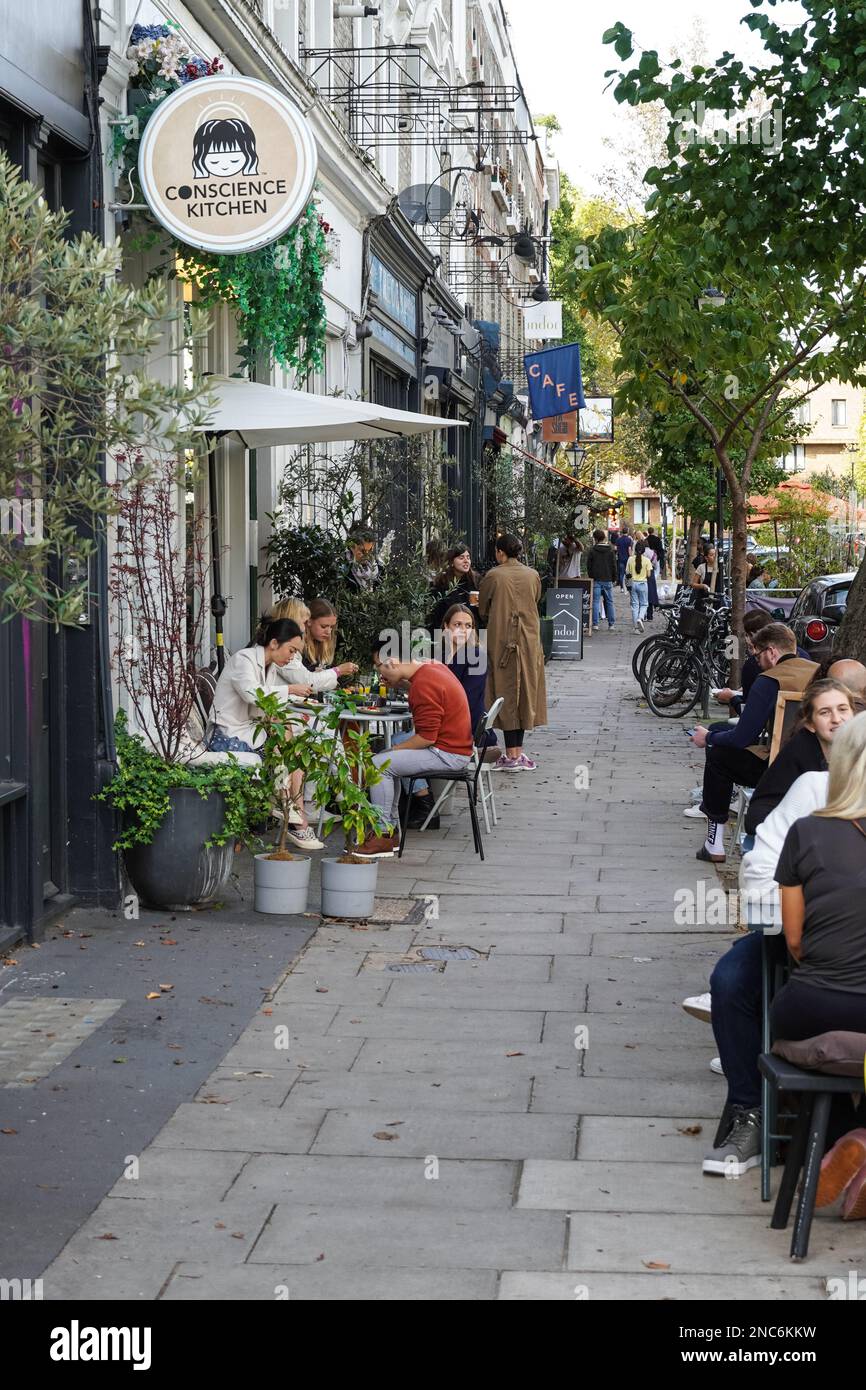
196, 375, 466, 448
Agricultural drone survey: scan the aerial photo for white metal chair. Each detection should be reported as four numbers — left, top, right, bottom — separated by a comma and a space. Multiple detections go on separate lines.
731, 784, 754, 850
418, 697, 504, 834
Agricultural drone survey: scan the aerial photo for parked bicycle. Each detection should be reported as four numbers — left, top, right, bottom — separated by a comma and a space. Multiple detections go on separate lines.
635, 589, 732, 718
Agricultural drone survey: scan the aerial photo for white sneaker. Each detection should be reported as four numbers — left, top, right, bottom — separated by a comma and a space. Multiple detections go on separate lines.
682, 992, 712, 1023
710, 1057, 724, 1076
683, 804, 706, 818
636, 618, 644, 633
284, 825, 326, 851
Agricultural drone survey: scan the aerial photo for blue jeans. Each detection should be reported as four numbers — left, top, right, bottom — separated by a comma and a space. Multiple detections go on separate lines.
592, 580, 615, 628
630, 581, 648, 623
709, 933, 763, 1108
617, 558, 628, 587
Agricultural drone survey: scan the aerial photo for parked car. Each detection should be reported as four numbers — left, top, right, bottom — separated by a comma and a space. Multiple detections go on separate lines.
787, 572, 856, 663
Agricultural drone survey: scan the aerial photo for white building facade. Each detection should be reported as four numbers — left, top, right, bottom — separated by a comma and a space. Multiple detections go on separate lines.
97, 0, 559, 656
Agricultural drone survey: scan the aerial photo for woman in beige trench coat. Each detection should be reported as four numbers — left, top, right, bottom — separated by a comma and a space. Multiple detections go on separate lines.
477, 533, 547, 771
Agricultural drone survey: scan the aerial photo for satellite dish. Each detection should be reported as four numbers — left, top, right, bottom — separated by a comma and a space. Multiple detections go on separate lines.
398, 182, 453, 226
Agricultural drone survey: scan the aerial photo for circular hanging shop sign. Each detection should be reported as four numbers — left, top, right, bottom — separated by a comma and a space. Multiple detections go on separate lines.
138, 76, 318, 254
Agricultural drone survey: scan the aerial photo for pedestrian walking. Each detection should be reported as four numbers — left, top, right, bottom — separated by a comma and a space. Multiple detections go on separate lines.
626, 541, 651, 632
477, 533, 547, 772
645, 525, 666, 577
614, 526, 633, 589
586, 527, 617, 630
634, 530, 660, 619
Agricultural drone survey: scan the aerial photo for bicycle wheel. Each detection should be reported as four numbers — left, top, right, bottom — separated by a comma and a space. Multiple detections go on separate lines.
632, 635, 664, 688
645, 647, 703, 718
636, 636, 679, 696
708, 640, 731, 687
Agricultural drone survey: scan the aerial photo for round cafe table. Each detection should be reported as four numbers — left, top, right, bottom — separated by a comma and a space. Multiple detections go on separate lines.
314, 704, 412, 836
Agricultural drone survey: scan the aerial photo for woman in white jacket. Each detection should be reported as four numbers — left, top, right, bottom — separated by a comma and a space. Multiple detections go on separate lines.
272, 598, 359, 693
206, 618, 323, 850
740, 771, 830, 924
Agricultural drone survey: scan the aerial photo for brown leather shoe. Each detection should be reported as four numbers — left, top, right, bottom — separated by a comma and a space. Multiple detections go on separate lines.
353, 832, 399, 860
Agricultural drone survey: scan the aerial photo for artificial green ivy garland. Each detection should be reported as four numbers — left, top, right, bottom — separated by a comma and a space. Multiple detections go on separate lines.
175, 205, 327, 377
112, 23, 327, 377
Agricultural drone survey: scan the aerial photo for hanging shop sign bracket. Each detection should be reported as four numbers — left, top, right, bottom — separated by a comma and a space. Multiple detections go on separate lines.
302, 45, 532, 154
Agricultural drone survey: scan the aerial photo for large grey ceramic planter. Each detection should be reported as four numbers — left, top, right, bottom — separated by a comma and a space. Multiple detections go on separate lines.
123, 787, 233, 910
254, 853, 311, 915
319, 856, 379, 919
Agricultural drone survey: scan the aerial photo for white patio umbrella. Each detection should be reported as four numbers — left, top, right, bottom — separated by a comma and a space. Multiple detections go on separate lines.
194, 375, 466, 667
197, 374, 466, 447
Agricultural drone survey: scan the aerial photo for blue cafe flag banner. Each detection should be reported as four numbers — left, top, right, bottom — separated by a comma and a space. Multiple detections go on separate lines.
524, 343, 586, 421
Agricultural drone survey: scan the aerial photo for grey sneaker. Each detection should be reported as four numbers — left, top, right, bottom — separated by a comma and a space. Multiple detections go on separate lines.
702, 1105, 761, 1176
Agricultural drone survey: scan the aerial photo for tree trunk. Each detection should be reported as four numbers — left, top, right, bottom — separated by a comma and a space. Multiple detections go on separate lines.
833, 550, 866, 660
686, 518, 701, 581
726, 470, 749, 685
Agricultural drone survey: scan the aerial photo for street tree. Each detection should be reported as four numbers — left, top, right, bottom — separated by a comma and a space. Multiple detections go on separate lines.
578, 4, 866, 649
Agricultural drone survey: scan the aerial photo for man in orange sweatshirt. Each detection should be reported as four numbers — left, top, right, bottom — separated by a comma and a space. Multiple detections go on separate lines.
353, 644, 474, 859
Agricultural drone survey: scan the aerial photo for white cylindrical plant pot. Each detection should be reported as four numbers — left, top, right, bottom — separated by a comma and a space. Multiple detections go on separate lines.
319, 856, 379, 919
254, 853, 312, 915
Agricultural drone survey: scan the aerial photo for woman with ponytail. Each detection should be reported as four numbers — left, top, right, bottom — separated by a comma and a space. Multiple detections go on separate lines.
625, 540, 650, 632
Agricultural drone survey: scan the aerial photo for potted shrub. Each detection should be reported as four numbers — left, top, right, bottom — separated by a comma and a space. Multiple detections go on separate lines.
99, 459, 265, 909
250, 689, 335, 915
99, 711, 267, 910
314, 704, 391, 920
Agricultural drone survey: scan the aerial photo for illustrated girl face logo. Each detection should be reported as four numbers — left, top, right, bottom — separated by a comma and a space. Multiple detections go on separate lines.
192, 117, 258, 178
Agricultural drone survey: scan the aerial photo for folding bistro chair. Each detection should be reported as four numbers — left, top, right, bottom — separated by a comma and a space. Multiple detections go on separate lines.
399, 702, 503, 861
418, 697, 504, 835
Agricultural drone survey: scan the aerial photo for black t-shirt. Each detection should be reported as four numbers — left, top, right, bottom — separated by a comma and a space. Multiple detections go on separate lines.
775, 816, 866, 992
745, 728, 827, 835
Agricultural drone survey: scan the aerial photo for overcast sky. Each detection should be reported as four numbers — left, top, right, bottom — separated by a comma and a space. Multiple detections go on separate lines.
504, 0, 806, 194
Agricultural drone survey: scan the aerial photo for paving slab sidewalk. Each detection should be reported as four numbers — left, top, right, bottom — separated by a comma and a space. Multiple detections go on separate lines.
38, 590, 866, 1300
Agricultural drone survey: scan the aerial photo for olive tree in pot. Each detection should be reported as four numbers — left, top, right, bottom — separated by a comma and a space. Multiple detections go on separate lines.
99, 459, 265, 909
250, 689, 337, 914
314, 705, 390, 920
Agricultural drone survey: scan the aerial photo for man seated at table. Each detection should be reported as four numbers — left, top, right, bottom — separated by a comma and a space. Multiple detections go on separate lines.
689, 623, 818, 863
352, 642, 474, 859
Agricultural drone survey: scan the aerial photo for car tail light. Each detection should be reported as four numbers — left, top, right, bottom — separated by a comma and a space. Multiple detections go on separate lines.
805, 619, 828, 642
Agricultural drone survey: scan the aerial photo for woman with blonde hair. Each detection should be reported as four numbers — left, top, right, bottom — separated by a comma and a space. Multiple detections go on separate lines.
771, 712, 866, 1217
271, 597, 358, 693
